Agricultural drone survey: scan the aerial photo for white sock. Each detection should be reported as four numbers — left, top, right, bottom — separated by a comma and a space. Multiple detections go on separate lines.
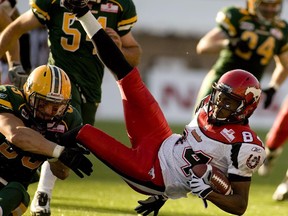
36, 161, 57, 198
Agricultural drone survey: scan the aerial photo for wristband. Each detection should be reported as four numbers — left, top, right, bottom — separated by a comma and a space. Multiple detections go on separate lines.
52, 145, 65, 158
78, 11, 102, 38
269, 83, 279, 91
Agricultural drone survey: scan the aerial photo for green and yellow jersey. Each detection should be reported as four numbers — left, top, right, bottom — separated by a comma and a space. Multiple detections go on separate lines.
30, 0, 137, 103
214, 6, 288, 80
197, 6, 288, 104
0, 85, 82, 188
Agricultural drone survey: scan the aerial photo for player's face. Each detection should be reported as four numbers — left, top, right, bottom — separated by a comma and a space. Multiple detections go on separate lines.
258, 2, 281, 21
212, 91, 241, 120
35, 99, 67, 121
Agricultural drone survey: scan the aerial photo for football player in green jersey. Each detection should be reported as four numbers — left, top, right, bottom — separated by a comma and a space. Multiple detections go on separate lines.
194, 0, 288, 111
0, 0, 141, 214
0, 64, 92, 216
0, 0, 141, 125
0, 0, 28, 88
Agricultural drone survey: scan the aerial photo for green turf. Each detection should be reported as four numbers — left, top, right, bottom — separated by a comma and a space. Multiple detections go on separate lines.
25, 121, 288, 216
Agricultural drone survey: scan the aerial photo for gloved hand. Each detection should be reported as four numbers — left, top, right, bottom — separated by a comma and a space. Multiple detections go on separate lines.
59, 125, 84, 147
8, 64, 28, 89
228, 38, 250, 52
189, 173, 213, 208
58, 146, 93, 178
61, 0, 89, 17
189, 165, 213, 207
262, 87, 276, 109
135, 195, 167, 216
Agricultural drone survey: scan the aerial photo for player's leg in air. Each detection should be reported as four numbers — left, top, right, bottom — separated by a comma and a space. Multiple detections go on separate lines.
77, 68, 172, 193
258, 96, 288, 176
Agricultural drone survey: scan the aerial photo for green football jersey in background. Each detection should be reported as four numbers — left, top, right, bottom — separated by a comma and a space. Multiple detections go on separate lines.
197, 6, 288, 102
30, 0, 137, 106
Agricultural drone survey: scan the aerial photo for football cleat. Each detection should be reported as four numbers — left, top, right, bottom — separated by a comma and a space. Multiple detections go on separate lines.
258, 147, 282, 176
30, 192, 51, 216
272, 181, 288, 201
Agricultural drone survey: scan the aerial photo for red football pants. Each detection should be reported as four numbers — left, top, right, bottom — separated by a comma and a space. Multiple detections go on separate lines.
77, 68, 172, 195
266, 96, 288, 150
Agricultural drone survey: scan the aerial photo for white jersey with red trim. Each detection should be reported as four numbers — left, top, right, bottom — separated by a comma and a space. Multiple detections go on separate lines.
158, 105, 265, 199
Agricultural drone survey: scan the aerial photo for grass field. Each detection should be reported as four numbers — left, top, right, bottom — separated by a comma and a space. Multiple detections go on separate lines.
24, 121, 288, 216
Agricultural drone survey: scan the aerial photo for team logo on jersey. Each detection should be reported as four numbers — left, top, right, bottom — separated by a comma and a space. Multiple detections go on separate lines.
246, 154, 260, 169
251, 147, 262, 153
220, 128, 235, 142
240, 22, 254, 31
270, 28, 283, 40
47, 124, 65, 133
101, 3, 118, 13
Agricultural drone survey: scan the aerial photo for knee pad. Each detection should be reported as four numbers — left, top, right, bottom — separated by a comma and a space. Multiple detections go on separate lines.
4, 182, 30, 216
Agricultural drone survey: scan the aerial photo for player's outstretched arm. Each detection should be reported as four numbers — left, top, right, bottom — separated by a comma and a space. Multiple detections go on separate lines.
61, 0, 133, 80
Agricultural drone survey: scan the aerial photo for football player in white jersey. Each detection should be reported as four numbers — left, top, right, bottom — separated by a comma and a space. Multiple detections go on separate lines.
61, 0, 266, 215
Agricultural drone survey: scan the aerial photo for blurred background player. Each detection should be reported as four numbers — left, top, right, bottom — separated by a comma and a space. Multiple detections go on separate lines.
0, 0, 31, 88
257, 65, 288, 201
0, 0, 142, 215
0, 64, 92, 216
61, 1, 265, 215
194, 0, 288, 111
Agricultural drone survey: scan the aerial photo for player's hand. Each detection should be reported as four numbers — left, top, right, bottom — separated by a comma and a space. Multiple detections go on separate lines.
59, 125, 84, 147
61, 0, 89, 17
228, 38, 250, 52
135, 195, 167, 216
58, 146, 93, 178
8, 64, 28, 89
262, 87, 276, 109
189, 165, 213, 199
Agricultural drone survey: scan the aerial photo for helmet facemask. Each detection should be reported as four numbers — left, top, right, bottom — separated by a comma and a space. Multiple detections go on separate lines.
207, 69, 261, 125
208, 83, 246, 125
27, 92, 71, 129
23, 65, 72, 130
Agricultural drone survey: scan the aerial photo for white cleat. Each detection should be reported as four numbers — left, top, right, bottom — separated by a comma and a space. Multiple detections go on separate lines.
272, 182, 288, 201
30, 192, 51, 216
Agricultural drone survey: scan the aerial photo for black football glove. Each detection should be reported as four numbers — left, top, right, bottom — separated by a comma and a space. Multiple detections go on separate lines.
59, 125, 84, 147
262, 87, 276, 109
58, 146, 93, 178
8, 64, 29, 89
61, 0, 90, 17
228, 38, 250, 53
135, 195, 167, 216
